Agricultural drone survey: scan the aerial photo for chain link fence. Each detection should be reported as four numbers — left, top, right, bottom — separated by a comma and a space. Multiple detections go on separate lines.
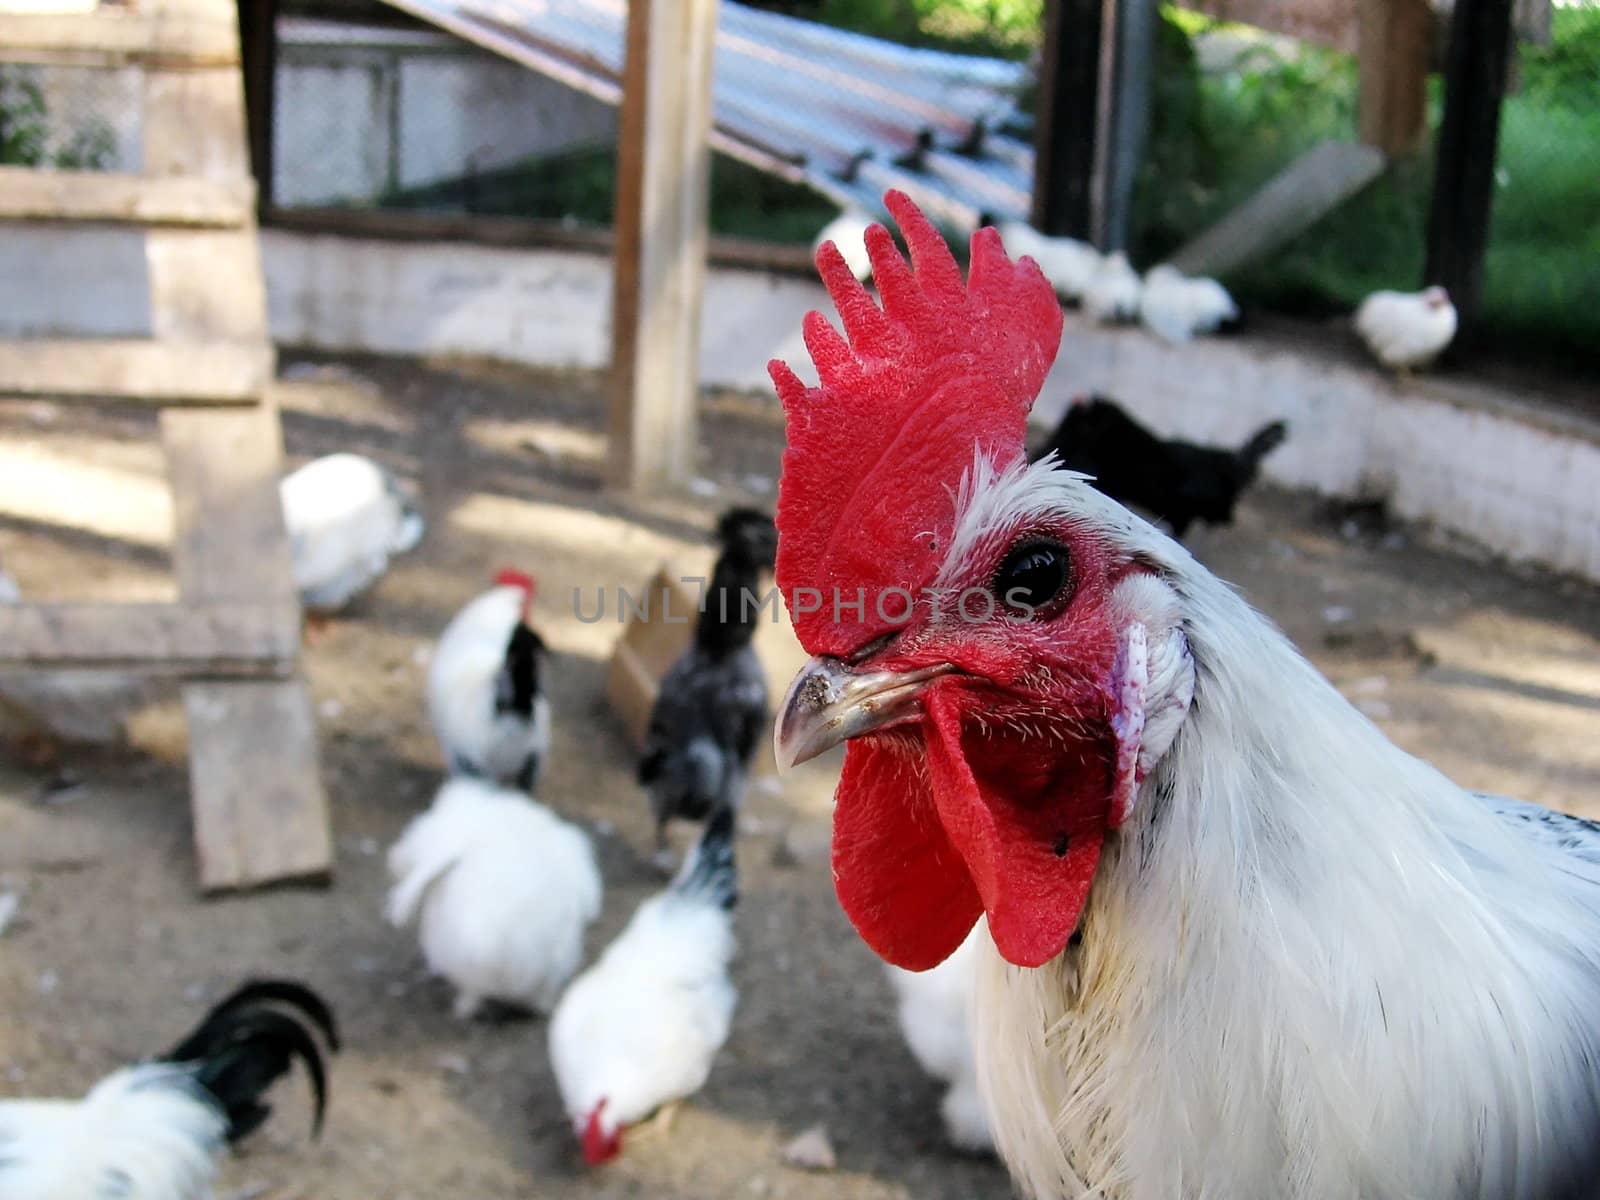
0, 61, 140, 171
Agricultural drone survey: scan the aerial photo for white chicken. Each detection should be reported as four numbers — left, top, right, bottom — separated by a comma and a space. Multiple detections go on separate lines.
386, 776, 601, 1019
427, 569, 550, 789
769, 191, 1600, 1200
549, 806, 738, 1165
0, 980, 336, 1200
1081, 251, 1142, 324
1354, 285, 1458, 372
813, 208, 876, 283
279, 452, 424, 615
1137, 264, 1239, 343
885, 919, 994, 1155
996, 222, 1100, 302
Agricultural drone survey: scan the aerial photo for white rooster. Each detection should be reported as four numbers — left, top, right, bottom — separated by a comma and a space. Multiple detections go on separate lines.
1354, 285, 1458, 373
885, 919, 994, 1156
1081, 251, 1142, 324
386, 776, 601, 1019
1138, 264, 1239, 343
0, 980, 336, 1200
813, 208, 876, 284
997, 222, 1100, 302
427, 569, 550, 790
549, 806, 738, 1165
769, 191, 1600, 1200
279, 452, 424, 616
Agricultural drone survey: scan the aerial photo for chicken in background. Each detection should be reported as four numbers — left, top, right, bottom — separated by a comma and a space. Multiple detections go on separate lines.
996, 221, 1100, 302
1081, 251, 1142, 323
1355, 285, 1458, 374
279, 452, 424, 622
0, 980, 337, 1200
813, 208, 876, 283
428, 568, 549, 790
885, 920, 994, 1156
770, 191, 1600, 1200
386, 776, 601, 1019
1034, 395, 1287, 539
1138, 264, 1240, 343
549, 806, 739, 1166
638, 509, 777, 867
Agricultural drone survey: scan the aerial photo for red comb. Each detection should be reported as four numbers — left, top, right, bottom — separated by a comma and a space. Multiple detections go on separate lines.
769, 190, 1063, 655
493, 568, 536, 598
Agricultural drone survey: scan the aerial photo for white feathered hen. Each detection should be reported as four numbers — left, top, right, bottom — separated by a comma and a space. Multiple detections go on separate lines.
549, 807, 738, 1166
279, 453, 424, 614
1138, 264, 1239, 343
1082, 251, 1142, 324
885, 919, 994, 1155
0, 980, 336, 1200
1355, 285, 1457, 372
428, 569, 550, 790
997, 222, 1100, 302
387, 777, 601, 1019
769, 193, 1600, 1200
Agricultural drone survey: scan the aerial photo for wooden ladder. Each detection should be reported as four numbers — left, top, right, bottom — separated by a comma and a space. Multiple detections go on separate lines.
0, 0, 332, 890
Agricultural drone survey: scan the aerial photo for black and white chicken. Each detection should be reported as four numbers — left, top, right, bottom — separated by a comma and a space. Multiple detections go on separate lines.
0, 979, 337, 1200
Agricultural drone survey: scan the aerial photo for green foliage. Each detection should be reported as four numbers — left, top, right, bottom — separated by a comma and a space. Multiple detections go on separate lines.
0, 67, 117, 170
758, 0, 1041, 59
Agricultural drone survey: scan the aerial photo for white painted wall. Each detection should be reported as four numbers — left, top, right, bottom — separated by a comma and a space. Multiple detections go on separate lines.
261, 229, 1600, 584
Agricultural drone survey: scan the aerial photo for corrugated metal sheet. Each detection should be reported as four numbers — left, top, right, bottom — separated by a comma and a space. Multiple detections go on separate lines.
377, 0, 1036, 230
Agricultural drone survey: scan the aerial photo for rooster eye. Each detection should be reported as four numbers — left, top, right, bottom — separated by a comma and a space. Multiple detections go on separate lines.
994, 539, 1071, 615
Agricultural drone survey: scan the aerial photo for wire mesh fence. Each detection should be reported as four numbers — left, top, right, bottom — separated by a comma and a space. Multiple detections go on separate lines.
0, 61, 141, 171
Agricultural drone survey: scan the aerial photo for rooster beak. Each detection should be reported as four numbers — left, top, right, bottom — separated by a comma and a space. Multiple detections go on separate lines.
774, 655, 954, 771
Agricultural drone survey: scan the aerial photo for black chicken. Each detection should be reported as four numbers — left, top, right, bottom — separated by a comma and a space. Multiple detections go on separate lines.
1034, 395, 1288, 538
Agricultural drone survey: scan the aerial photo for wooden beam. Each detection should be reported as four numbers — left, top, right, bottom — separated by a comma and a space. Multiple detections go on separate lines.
1426, 0, 1515, 340
236, 0, 278, 212
0, 601, 297, 674
0, 167, 252, 226
1097, 0, 1158, 251
0, 10, 239, 65
0, 340, 271, 402
1180, 0, 1360, 53
1357, 0, 1433, 157
1030, 0, 1105, 239
606, 0, 719, 493
1168, 140, 1386, 277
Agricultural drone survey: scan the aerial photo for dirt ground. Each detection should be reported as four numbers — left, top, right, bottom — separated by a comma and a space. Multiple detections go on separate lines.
2, 355, 1598, 1200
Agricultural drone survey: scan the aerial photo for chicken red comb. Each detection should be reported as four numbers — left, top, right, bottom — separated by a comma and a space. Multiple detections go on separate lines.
493, 568, 536, 598
769, 191, 1063, 655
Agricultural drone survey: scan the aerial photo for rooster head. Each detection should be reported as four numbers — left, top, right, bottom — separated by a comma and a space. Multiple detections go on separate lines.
769, 192, 1194, 972
494, 567, 536, 616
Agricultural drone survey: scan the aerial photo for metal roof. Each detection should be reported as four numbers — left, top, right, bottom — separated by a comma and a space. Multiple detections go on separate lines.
376, 0, 1037, 230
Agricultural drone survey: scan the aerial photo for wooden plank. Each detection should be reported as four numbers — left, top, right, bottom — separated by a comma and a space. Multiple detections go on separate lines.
142, 67, 253, 183
606, 0, 718, 492
1030, 0, 1105, 240
0, 167, 252, 226
183, 678, 331, 890
0, 10, 239, 64
1425, 0, 1515, 341
1168, 140, 1386, 278
0, 601, 297, 673
0, 339, 271, 401
1357, 0, 1434, 157
1178, 0, 1360, 53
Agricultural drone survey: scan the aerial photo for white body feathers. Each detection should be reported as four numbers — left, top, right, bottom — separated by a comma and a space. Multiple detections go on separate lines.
0, 1063, 228, 1200
387, 778, 601, 1017
279, 453, 423, 613
815, 209, 877, 283
997, 223, 1101, 301
1137, 264, 1238, 343
548, 867, 737, 1140
948, 458, 1600, 1200
1082, 252, 1143, 324
885, 919, 994, 1155
427, 583, 549, 783
1354, 288, 1458, 370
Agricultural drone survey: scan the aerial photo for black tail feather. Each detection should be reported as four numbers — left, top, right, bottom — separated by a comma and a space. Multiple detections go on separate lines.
1236, 420, 1289, 476
160, 979, 338, 1143
672, 804, 738, 910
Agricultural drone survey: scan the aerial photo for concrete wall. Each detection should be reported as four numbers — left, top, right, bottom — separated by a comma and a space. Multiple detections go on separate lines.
273, 19, 618, 207
261, 229, 1600, 584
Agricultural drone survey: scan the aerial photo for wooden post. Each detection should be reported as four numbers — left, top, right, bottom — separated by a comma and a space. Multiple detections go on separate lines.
236, 0, 276, 212
1425, 0, 1514, 338
607, 0, 718, 493
1357, 0, 1433, 158
1029, 0, 1104, 239
1097, 0, 1156, 251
